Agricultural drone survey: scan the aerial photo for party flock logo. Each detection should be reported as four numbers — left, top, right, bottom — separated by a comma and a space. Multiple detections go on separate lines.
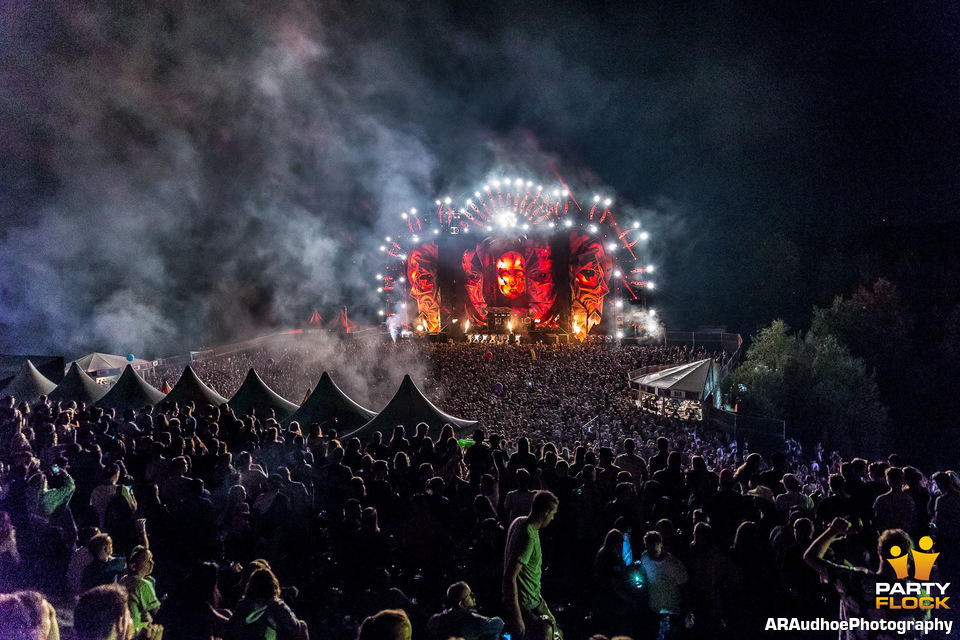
875, 535, 950, 610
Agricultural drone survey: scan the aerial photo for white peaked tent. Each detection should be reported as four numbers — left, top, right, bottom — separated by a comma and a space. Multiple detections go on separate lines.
629, 358, 721, 408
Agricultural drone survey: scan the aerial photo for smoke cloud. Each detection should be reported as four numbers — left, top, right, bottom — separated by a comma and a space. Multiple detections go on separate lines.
6, 1, 949, 357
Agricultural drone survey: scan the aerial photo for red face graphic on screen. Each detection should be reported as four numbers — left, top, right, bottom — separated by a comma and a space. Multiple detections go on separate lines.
570, 232, 611, 340
497, 251, 526, 299
526, 243, 555, 321
462, 247, 488, 323
407, 243, 440, 332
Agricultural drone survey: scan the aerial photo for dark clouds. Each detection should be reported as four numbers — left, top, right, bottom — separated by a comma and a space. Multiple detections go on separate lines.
2, 0, 958, 356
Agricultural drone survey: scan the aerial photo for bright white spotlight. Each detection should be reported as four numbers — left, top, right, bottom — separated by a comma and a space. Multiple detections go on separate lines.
378, 310, 384, 316
379, 245, 386, 251
589, 225, 598, 233
410, 208, 417, 214
616, 331, 624, 339
647, 282, 655, 289
633, 221, 640, 228
401, 213, 408, 219
608, 243, 617, 252
444, 197, 452, 205
493, 180, 500, 187
562, 189, 569, 197
416, 324, 424, 332
483, 185, 489, 191
549, 222, 555, 228
522, 224, 530, 230
613, 269, 622, 277
526, 181, 532, 187
376, 273, 382, 279
402, 302, 407, 308
515, 178, 523, 186
649, 309, 656, 316
487, 226, 493, 231
594, 195, 600, 202
385, 236, 391, 242
475, 191, 481, 198
646, 265, 655, 272
399, 254, 407, 260
398, 276, 406, 283
536, 185, 542, 191
640, 231, 650, 240
604, 198, 612, 206
435, 199, 441, 205
564, 220, 573, 227
412, 235, 419, 242
615, 301, 623, 308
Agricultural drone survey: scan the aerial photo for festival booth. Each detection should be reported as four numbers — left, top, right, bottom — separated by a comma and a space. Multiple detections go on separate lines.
71, 352, 153, 383
228, 369, 299, 420
49, 362, 108, 404
345, 374, 475, 442
163, 365, 228, 409
0, 360, 58, 403
283, 371, 377, 434
94, 365, 166, 411
628, 358, 721, 420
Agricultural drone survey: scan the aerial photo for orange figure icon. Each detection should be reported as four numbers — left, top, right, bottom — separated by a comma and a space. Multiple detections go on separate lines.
912, 536, 939, 581
885, 544, 911, 580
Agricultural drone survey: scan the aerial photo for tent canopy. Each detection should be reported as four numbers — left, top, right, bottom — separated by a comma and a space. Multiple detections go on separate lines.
71, 353, 151, 374
283, 371, 377, 433
326, 307, 357, 333
0, 360, 58, 404
228, 369, 298, 419
629, 358, 720, 402
95, 365, 166, 411
163, 365, 227, 409
49, 362, 108, 404
345, 374, 475, 442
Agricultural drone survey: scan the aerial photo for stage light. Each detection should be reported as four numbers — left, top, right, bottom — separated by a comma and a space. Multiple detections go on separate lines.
537, 185, 542, 191
562, 189, 569, 196
604, 198, 612, 206
444, 197, 452, 205
616, 300, 623, 308
436, 199, 441, 205
646, 265, 655, 272
464, 228, 470, 233
398, 276, 406, 283
483, 185, 489, 190
633, 221, 640, 228
613, 269, 622, 277
416, 324, 424, 332
522, 224, 530, 230
549, 222, 555, 228
594, 195, 600, 202
647, 282, 655, 289
378, 310, 384, 316
515, 178, 523, 186
526, 181, 533, 187
379, 245, 386, 251
475, 192, 481, 198
433, 229, 440, 235
608, 243, 617, 252
412, 235, 419, 242
385, 236, 391, 241
493, 180, 500, 187
399, 254, 407, 260
377, 287, 383, 293
487, 226, 493, 231
640, 232, 650, 240
376, 274, 382, 279
589, 225, 598, 233
649, 309, 656, 316
460, 208, 466, 213
402, 213, 408, 219
616, 331, 624, 339
564, 220, 573, 227
410, 208, 417, 214
402, 302, 407, 308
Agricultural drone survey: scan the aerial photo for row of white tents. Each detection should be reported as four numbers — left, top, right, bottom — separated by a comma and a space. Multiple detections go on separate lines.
0, 360, 476, 442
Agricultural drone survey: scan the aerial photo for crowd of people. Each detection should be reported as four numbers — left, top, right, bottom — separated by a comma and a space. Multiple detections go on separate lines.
0, 338, 958, 640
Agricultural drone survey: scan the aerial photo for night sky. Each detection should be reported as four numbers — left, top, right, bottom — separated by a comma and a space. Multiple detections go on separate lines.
3, 0, 959, 357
